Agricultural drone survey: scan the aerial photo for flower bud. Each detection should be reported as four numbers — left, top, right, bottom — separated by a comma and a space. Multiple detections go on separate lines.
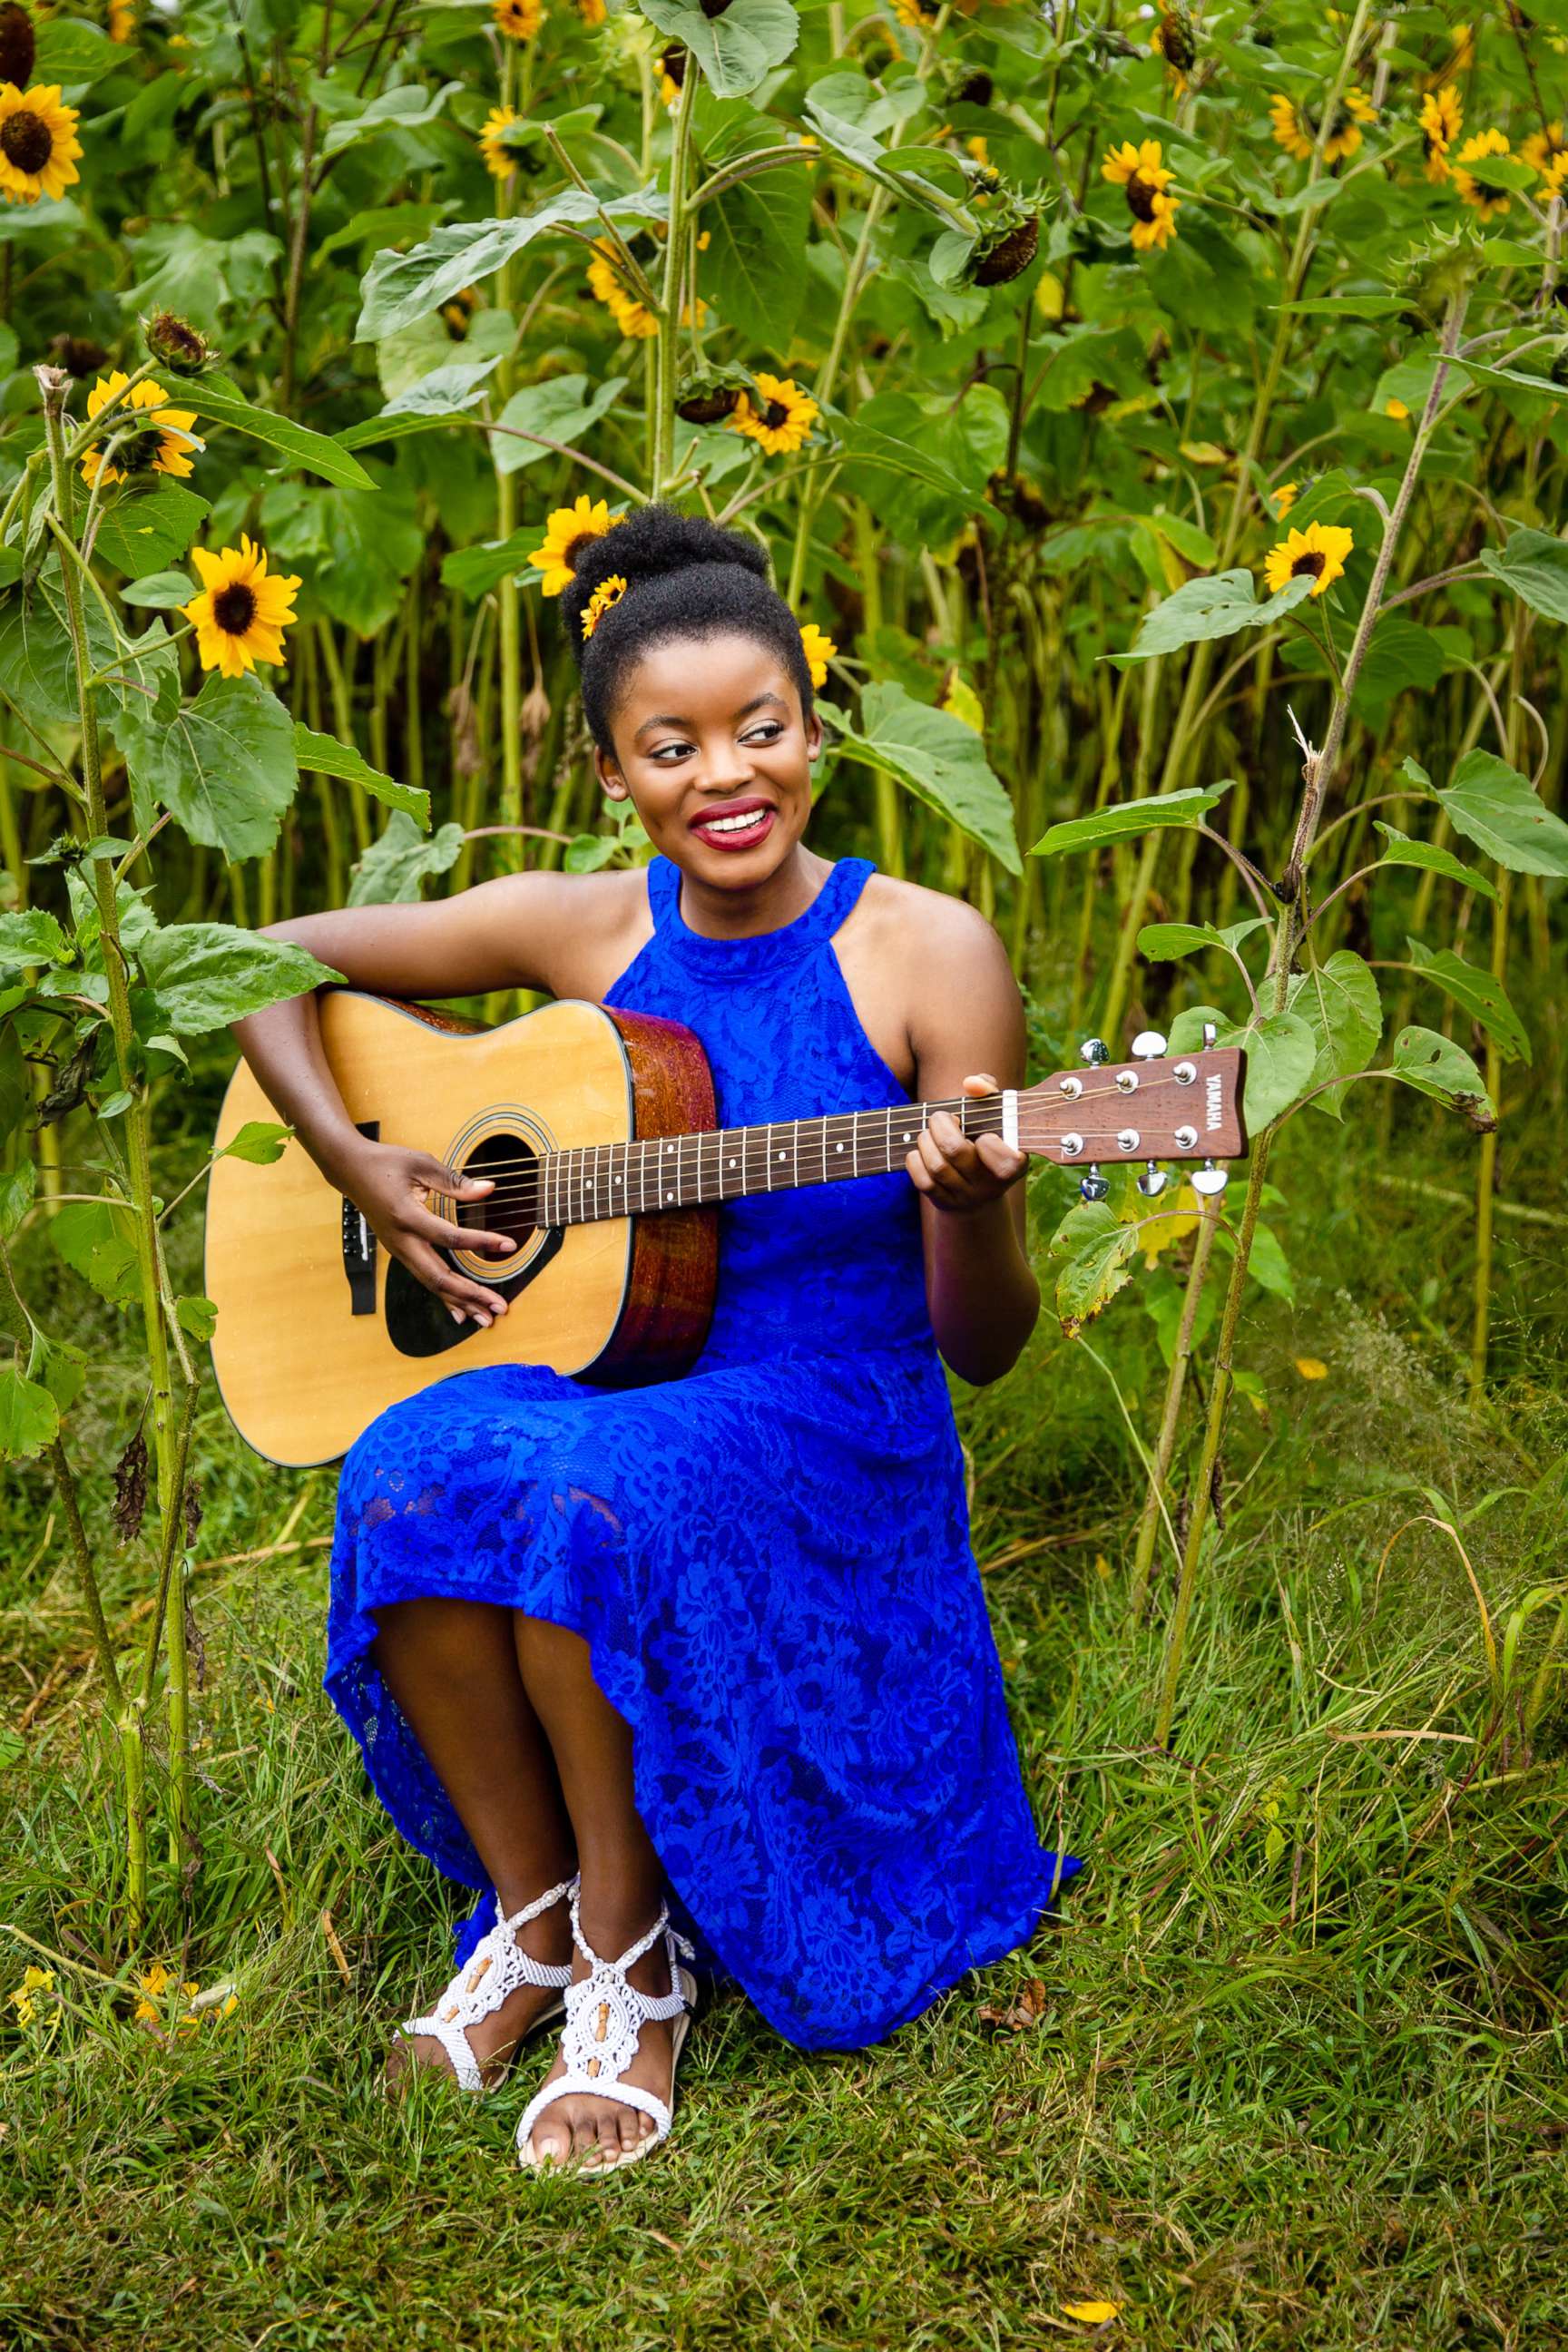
142, 309, 217, 377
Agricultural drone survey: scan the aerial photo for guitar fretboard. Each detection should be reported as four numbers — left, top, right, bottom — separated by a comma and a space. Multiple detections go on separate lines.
523, 1095, 1004, 1228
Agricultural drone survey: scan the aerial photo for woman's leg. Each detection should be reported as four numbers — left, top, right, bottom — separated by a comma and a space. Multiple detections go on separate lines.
370, 1597, 579, 2089
512, 1612, 681, 2166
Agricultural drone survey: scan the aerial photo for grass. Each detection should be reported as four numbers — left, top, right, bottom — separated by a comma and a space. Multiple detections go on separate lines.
3, 1061, 1567, 2351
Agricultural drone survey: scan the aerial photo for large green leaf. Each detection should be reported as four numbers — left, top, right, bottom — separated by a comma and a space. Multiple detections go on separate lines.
181, 377, 376, 490
1047, 1200, 1141, 1339
834, 419, 974, 501
704, 137, 813, 348
820, 681, 1020, 874
1137, 916, 1267, 964
92, 484, 210, 578
1459, 359, 1568, 409
1285, 949, 1382, 1119
0, 910, 72, 970
1123, 568, 1315, 662
259, 481, 424, 638
0, 573, 105, 726
119, 673, 300, 863
294, 726, 430, 828
490, 373, 629, 476
0, 1365, 59, 1464
320, 79, 463, 158
1168, 1004, 1317, 1131
356, 189, 666, 341
1032, 783, 1231, 859
1373, 823, 1498, 903
1390, 1025, 1495, 1125
1405, 937, 1531, 1065
440, 528, 546, 599
348, 809, 467, 905
1478, 526, 1568, 625
138, 923, 342, 1034
1436, 750, 1568, 877
641, 0, 799, 98
48, 1199, 142, 1307
33, 17, 122, 82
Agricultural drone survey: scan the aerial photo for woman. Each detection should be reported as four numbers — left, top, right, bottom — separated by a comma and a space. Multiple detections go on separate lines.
230, 503, 1079, 2179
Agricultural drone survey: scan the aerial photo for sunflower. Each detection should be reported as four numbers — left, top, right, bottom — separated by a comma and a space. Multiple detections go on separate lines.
181, 536, 301, 677
728, 372, 819, 456
79, 372, 201, 489
581, 573, 627, 640
1151, 0, 1195, 93
1102, 138, 1181, 253
1263, 521, 1354, 600
108, 0, 135, 39
1270, 480, 1298, 517
478, 104, 522, 178
1452, 127, 1514, 220
0, 83, 81, 205
1419, 86, 1461, 181
657, 44, 684, 106
574, 0, 605, 20
1545, 150, 1568, 201
1269, 87, 1376, 166
529, 495, 612, 597
492, 0, 544, 37
1523, 121, 1568, 189
799, 620, 836, 689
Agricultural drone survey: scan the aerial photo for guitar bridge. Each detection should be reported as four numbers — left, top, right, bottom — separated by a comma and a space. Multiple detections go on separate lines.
340, 1119, 378, 1315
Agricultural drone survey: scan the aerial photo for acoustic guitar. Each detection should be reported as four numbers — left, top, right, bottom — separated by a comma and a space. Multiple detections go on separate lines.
204, 990, 1246, 1467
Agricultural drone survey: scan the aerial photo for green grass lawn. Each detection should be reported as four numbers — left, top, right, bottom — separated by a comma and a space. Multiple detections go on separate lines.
4, 1108, 1566, 2352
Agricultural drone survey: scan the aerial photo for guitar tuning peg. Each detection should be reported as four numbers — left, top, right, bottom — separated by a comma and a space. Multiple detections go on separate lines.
1079, 1036, 1110, 1066
1136, 1161, 1169, 1198
1131, 1030, 1168, 1061
1078, 1164, 1110, 1202
1191, 1159, 1229, 1197
1201, 1021, 1218, 1050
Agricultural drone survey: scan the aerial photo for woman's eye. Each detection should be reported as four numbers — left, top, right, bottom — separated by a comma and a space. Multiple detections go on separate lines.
744, 723, 784, 744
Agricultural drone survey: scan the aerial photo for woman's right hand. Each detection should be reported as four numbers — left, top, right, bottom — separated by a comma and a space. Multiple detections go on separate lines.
336, 1143, 514, 1328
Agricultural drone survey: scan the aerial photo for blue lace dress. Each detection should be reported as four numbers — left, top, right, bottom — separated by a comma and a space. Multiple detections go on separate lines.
324, 853, 1080, 2051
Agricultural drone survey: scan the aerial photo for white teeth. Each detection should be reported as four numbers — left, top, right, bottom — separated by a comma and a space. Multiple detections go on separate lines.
701, 808, 769, 835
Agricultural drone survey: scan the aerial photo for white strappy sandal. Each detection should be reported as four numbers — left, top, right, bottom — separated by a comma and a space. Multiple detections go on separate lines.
392, 1873, 577, 2094
515, 1879, 698, 2175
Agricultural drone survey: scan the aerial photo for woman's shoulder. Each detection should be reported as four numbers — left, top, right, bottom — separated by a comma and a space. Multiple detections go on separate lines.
851, 871, 1013, 977
475, 862, 652, 998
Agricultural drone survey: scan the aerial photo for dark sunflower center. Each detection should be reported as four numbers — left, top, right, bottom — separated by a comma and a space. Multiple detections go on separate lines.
1, 109, 53, 176
212, 583, 258, 634
120, 427, 165, 475
563, 533, 596, 570
1291, 551, 1326, 580
1126, 173, 1160, 223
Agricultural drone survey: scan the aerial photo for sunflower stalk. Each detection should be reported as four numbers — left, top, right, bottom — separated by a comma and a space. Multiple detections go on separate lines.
652, 56, 699, 498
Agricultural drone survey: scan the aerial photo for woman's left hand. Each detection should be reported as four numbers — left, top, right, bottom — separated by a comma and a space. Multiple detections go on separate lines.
905, 1072, 1028, 1215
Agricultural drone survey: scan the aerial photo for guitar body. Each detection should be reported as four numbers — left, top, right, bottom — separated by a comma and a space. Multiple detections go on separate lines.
203, 992, 719, 1469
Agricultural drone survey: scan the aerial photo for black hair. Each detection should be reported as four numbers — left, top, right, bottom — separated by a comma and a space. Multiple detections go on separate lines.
559, 502, 815, 758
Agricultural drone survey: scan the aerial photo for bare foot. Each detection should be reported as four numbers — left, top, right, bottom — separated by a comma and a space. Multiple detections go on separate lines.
521, 1892, 687, 2171
387, 1891, 574, 2094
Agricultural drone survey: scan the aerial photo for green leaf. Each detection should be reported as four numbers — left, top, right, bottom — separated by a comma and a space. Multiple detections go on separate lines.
320, 78, 463, 158
1373, 823, 1498, 903
641, 0, 800, 98
0, 1365, 58, 1463
1032, 783, 1231, 860
259, 481, 424, 638
348, 809, 467, 905
491, 373, 629, 476
1138, 916, 1266, 963
118, 672, 301, 864
139, 923, 342, 1034
1285, 949, 1382, 1119
819, 681, 1021, 875
318, 201, 454, 264
564, 832, 620, 873
1123, 568, 1316, 662
181, 377, 376, 490
440, 528, 546, 599
0, 909, 71, 969
835, 419, 972, 501
1048, 1201, 1141, 1339
705, 135, 813, 348
1406, 937, 1531, 1065
1170, 1004, 1315, 1132
1389, 1025, 1495, 1125
1242, 1220, 1294, 1303
120, 569, 196, 611
1477, 527, 1568, 626
0, 1160, 35, 1239
1436, 750, 1568, 877
356, 188, 665, 341
294, 725, 431, 828
175, 1294, 219, 1341
0, 572, 110, 726
1458, 358, 1568, 408
92, 484, 210, 578
31, 1332, 87, 1416
32, 16, 121, 82
383, 356, 504, 415
1349, 616, 1450, 715
48, 1199, 141, 1307
220, 1120, 293, 1164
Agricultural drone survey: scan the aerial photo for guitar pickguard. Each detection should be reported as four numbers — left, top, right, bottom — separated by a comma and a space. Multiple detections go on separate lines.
383, 1224, 566, 1359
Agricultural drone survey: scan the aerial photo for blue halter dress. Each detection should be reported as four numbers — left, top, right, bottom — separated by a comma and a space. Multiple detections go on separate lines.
324, 853, 1080, 2051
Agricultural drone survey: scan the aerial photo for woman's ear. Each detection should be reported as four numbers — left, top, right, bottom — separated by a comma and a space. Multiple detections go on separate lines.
595, 744, 631, 802
805, 707, 824, 764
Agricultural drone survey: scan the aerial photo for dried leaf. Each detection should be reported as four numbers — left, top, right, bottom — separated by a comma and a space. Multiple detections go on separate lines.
111, 1426, 149, 1544
1061, 2301, 1122, 2325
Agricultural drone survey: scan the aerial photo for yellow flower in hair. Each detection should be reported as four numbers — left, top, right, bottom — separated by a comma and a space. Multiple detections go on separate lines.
1102, 139, 1181, 253
1269, 87, 1376, 166
1453, 127, 1514, 220
0, 83, 82, 205
799, 620, 836, 689
581, 573, 628, 640
493, 0, 544, 37
1263, 521, 1354, 600
479, 106, 522, 179
1420, 87, 1462, 181
729, 372, 819, 456
1522, 121, 1568, 191
1270, 480, 1298, 517
181, 536, 301, 677
529, 495, 612, 597
80, 373, 202, 489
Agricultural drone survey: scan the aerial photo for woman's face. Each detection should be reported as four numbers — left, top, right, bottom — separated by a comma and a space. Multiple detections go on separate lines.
595, 628, 823, 885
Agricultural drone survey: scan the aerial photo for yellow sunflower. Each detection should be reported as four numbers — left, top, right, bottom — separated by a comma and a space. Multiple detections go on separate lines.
478, 105, 521, 179
529, 495, 612, 597
181, 536, 301, 677
799, 620, 836, 689
492, 0, 544, 37
79, 372, 201, 489
1419, 87, 1462, 181
0, 83, 82, 205
1269, 87, 1376, 166
1452, 127, 1514, 220
108, 0, 136, 39
1544, 150, 1568, 201
658, 46, 684, 107
1522, 121, 1568, 189
581, 573, 627, 640
1151, 0, 1195, 94
574, 0, 606, 20
1102, 138, 1181, 253
728, 372, 819, 456
1263, 521, 1354, 600
1271, 480, 1298, 517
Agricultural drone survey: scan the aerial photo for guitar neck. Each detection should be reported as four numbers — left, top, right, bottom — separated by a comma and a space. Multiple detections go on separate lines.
535, 1094, 1006, 1227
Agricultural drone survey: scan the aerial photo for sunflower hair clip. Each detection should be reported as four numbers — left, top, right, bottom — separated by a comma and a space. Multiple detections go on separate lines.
581, 573, 629, 641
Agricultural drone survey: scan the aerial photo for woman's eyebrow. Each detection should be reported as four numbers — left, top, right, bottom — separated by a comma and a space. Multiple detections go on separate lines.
632, 691, 789, 743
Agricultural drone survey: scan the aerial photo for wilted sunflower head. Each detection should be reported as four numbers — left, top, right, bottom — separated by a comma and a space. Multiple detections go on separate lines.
1152, 0, 1196, 85
80, 371, 202, 489
0, 82, 82, 206
0, 2, 34, 87
971, 207, 1041, 284
46, 330, 109, 378
142, 309, 215, 377
675, 366, 745, 426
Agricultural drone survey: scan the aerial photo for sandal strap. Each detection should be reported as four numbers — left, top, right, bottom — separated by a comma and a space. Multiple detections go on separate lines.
397, 1875, 577, 2086
516, 2067, 671, 2153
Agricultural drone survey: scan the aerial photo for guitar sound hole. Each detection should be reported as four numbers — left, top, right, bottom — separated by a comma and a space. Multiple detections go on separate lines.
455, 1131, 539, 1253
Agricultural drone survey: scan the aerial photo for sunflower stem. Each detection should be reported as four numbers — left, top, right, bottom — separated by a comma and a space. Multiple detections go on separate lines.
652, 59, 699, 498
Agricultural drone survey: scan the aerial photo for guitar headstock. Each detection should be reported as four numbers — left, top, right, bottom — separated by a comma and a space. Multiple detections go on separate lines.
1012, 1026, 1248, 1202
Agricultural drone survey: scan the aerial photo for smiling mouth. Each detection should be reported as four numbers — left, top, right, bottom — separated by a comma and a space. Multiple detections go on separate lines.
691, 803, 775, 841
